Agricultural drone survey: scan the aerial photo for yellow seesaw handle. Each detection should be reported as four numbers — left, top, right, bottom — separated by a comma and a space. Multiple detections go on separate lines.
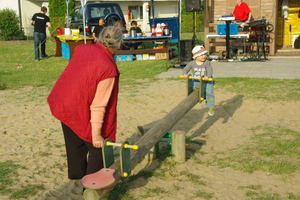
124, 143, 139, 150
179, 75, 213, 81
106, 141, 139, 150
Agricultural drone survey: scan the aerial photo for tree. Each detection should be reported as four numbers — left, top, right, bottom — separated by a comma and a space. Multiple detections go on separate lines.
48, 0, 76, 36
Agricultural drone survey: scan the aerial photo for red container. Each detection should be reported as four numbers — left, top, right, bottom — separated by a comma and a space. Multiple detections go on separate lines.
57, 27, 64, 35
155, 32, 163, 37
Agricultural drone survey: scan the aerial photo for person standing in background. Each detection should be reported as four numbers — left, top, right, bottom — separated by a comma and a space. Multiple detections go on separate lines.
30, 6, 51, 61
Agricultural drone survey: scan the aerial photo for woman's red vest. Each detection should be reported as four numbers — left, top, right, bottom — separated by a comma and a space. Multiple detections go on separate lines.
47, 43, 119, 143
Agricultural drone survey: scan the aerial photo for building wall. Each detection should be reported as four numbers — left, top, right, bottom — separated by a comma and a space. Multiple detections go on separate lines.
0, 0, 19, 12
204, 0, 278, 55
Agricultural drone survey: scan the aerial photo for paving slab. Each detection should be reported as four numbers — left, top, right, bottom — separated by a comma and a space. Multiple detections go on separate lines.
157, 56, 300, 79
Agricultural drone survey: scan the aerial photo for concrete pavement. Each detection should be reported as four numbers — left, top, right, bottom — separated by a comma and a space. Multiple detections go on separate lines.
156, 56, 300, 79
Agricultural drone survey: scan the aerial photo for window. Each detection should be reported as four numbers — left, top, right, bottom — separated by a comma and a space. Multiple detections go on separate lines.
139, 6, 143, 19
128, 5, 138, 20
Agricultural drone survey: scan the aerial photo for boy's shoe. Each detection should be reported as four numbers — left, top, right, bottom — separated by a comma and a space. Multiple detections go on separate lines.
208, 108, 215, 116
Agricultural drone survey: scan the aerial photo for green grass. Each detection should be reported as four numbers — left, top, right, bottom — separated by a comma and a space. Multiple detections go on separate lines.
0, 160, 20, 189
0, 160, 43, 199
207, 125, 300, 175
215, 77, 300, 102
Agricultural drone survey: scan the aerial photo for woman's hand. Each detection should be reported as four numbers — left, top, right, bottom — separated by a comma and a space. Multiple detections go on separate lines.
183, 74, 188, 78
92, 128, 104, 148
203, 76, 208, 81
92, 134, 104, 148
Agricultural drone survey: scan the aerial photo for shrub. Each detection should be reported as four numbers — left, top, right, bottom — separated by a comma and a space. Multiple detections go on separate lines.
0, 8, 25, 40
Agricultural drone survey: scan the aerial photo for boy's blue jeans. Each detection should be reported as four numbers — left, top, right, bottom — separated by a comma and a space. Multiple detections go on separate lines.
193, 80, 215, 108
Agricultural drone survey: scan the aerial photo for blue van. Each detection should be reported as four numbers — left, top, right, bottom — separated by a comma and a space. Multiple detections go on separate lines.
70, 3, 126, 36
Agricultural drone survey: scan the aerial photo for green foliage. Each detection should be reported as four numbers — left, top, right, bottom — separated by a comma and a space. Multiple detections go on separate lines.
0, 8, 25, 41
181, 0, 205, 33
48, 0, 76, 35
181, 13, 204, 33
49, 0, 76, 17
48, 17, 66, 36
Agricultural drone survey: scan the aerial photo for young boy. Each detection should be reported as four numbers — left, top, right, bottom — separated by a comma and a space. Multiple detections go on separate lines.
182, 45, 215, 116
126, 21, 142, 49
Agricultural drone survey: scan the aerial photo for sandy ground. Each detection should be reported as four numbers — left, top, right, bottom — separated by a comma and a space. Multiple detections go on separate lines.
1, 80, 300, 200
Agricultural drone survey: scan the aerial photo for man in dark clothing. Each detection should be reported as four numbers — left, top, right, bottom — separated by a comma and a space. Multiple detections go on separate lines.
92, 18, 105, 43
30, 6, 51, 61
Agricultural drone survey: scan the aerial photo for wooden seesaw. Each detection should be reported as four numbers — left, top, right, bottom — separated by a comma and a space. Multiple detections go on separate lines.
81, 85, 207, 200
81, 139, 138, 199
179, 75, 213, 103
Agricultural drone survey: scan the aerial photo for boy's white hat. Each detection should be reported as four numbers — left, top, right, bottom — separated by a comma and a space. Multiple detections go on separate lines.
192, 45, 207, 59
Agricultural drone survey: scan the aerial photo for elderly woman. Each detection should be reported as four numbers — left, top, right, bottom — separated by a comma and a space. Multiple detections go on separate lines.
47, 26, 122, 180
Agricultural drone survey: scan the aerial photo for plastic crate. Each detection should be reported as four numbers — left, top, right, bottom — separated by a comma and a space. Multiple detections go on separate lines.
217, 24, 238, 35
142, 54, 149, 60
114, 55, 133, 62
61, 42, 70, 60
136, 54, 143, 61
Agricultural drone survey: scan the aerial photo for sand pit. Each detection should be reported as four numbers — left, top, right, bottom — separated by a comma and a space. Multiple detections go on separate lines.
0, 79, 299, 200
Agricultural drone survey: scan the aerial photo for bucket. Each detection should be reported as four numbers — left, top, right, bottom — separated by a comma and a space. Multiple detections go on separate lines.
64, 28, 71, 35
72, 29, 80, 39
57, 27, 64, 35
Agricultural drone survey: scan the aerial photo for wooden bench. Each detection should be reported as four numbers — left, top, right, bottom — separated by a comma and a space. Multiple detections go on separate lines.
115, 36, 171, 60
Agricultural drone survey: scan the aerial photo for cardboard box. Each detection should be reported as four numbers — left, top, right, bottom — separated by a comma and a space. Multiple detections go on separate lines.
155, 53, 168, 60
217, 24, 238, 35
114, 54, 133, 62
143, 54, 149, 60
149, 54, 156, 60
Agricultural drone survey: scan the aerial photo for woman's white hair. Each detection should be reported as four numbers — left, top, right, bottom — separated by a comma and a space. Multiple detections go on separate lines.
97, 26, 123, 49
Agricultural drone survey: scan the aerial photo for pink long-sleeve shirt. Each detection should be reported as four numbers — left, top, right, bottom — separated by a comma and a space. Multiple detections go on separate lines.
90, 77, 115, 130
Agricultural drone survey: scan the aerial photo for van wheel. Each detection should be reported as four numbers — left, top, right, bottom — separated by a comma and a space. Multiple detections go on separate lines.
105, 13, 122, 26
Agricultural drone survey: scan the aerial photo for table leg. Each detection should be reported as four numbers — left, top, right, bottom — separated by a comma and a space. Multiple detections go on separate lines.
225, 21, 230, 59
165, 39, 169, 60
55, 36, 62, 57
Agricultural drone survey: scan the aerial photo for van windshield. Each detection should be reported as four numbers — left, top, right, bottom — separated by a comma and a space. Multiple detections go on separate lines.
72, 4, 122, 21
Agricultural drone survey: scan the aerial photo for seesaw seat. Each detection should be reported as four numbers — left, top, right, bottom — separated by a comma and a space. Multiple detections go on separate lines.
81, 168, 116, 189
